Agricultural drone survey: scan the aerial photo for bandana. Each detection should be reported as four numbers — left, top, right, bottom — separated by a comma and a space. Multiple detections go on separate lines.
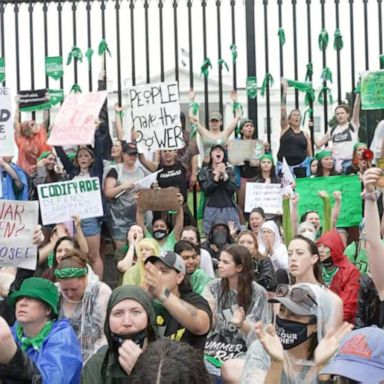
16, 321, 53, 351
54, 267, 88, 279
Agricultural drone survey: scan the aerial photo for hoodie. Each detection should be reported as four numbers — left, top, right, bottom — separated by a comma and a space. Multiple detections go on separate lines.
82, 285, 157, 384
317, 229, 360, 323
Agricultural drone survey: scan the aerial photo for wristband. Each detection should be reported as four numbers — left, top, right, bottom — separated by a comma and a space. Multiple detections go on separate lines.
362, 190, 379, 201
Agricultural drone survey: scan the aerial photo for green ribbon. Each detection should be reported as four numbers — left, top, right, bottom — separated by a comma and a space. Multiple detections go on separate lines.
230, 44, 237, 63
17, 321, 53, 352
322, 266, 339, 286
232, 101, 243, 114
66, 46, 83, 65
45, 56, 63, 81
318, 86, 333, 105
70, 83, 82, 94
218, 58, 229, 72
115, 110, 125, 119
286, 80, 315, 106
260, 73, 274, 97
333, 28, 343, 51
278, 27, 286, 46
200, 58, 212, 78
354, 82, 361, 94
246, 76, 257, 99
0, 57, 5, 83
85, 48, 94, 68
48, 89, 64, 106
302, 107, 313, 127
189, 101, 199, 116
54, 267, 88, 279
318, 29, 329, 51
380, 54, 384, 69
321, 66, 333, 83
305, 63, 313, 82
98, 39, 111, 57
190, 124, 197, 139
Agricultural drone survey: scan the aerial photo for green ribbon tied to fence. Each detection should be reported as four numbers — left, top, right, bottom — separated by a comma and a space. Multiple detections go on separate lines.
85, 48, 94, 68
278, 28, 286, 46
200, 58, 212, 78
230, 44, 237, 63
287, 80, 315, 126
354, 82, 361, 94
318, 29, 329, 51
305, 63, 313, 82
232, 101, 243, 114
380, 54, 384, 69
98, 39, 111, 57
318, 86, 333, 105
260, 73, 274, 96
321, 66, 333, 83
333, 28, 343, 51
188, 101, 199, 138
218, 59, 229, 72
66, 47, 83, 65
70, 83, 82, 94
0, 57, 4, 83
246, 76, 257, 99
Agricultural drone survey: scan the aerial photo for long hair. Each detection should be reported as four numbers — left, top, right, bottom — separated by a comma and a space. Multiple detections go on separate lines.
316, 157, 337, 177
219, 244, 254, 313
254, 160, 277, 182
56, 249, 89, 271
236, 231, 265, 261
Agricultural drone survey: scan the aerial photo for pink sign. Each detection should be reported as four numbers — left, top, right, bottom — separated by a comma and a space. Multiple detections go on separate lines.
48, 91, 107, 146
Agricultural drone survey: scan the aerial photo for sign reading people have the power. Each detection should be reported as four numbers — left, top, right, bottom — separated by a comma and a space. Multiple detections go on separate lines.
0, 87, 15, 157
37, 177, 103, 225
129, 81, 184, 153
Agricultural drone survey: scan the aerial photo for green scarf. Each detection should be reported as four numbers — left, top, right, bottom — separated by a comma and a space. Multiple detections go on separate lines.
322, 266, 339, 286
54, 267, 88, 279
17, 321, 53, 351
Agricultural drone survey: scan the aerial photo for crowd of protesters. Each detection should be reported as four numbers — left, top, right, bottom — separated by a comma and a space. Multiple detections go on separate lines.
1, 58, 384, 384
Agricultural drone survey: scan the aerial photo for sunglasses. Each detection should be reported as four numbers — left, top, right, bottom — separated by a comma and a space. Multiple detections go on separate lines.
276, 284, 317, 309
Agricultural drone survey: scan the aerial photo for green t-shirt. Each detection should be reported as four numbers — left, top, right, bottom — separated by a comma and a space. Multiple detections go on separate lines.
190, 268, 212, 295
145, 230, 177, 253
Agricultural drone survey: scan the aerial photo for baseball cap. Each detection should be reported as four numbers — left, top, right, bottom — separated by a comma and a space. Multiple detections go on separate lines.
122, 142, 138, 155
8, 277, 59, 315
269, 284, 317, 316
320, 326, 384, 383
209, 111, 222, 121
145, 251, 186, 274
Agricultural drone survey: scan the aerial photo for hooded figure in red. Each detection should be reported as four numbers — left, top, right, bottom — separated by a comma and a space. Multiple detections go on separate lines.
317, 229, 360, 324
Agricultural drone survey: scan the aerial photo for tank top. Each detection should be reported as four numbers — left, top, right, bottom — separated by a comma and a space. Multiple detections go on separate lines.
277, 128, 308, 166
202, 134, 226, 157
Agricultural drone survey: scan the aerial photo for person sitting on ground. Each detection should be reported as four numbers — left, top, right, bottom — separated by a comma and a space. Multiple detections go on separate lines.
0, 277, 82, 383
144, 251, 212, 351
248, 207, 266, 237
174, 240, 211, 295
82, 285, 158, 383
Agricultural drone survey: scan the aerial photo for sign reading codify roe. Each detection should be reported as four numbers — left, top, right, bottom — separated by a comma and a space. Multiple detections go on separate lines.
130, 81, 184, 153
37, 178, 103, 225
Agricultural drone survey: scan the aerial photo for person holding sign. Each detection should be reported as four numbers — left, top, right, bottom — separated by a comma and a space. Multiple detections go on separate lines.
188, 89, 242, 164
250, 153, 279, 184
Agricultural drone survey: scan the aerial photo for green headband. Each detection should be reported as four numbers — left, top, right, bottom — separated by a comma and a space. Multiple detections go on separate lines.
315, 150, 333, 162
353, 142, 366, 152
260, 153, 274, 164
38, 151, 53, 161
54, 267, 88, 279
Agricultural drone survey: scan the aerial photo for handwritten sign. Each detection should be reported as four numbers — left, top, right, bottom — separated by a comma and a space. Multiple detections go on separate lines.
138, 187, 180, 211
48, 91, 107, 146
227, 140, 265, 166
0, 87, 15, 157
130, 82, 184, 153
0, 200, 39, 270
37, 177, 103, 225
244, 183, 282, 214
361, 70, 384, 110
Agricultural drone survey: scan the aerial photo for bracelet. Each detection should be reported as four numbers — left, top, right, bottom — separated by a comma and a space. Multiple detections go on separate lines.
362, 190, 379, 201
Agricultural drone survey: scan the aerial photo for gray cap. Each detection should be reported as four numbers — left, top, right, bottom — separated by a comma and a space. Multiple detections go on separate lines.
145, 251, 186, 274
209, 111, 222, 121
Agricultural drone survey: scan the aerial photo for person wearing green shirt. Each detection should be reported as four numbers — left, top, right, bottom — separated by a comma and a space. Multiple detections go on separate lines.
174, 240, 211, 295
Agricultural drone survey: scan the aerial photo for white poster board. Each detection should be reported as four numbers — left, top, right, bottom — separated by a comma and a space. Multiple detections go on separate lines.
0, 88, 15, 157
129, 81, 184, 153
0, 200, 39, 270
245, 183, 282, 214
37, 177, 103, 225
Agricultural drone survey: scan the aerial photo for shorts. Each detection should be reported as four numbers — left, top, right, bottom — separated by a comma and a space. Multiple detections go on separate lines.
80, 217, 101, 237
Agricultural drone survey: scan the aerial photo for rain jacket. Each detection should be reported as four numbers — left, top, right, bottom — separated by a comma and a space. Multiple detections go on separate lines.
318, 229, 361, 323
82, 285, 157, 384
0, 318, 82, 384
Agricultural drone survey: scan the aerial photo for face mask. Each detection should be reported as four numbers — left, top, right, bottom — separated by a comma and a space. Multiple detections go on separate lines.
211, 231, 228, 248
321, 256, 333, 268
153, 229, 167, 240
275, 315, 313, 350
111, 329, 147, 350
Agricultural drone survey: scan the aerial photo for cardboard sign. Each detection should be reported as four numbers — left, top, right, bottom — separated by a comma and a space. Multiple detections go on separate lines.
129, 82, 184, 153
37, 177, 103, 225
245, 183, 282, 214
0, 200, 39, 270
138, 187, 180, 211
361, 70, 384, 110
295, 175, 362, 227
227, 140, 265, 165
0, 87, 15, 157
48, 91, 107, 146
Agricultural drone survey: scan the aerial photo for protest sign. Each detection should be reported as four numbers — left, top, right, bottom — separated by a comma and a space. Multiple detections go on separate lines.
19, 89, 51, 112
281, 157, 295, 195
0, 87, 15, 157
48, 91, 107, 146
245, 183, 282, 214
129, 82, 184, 153
37, 177, 103, 225
0, 200, 39, 270
138, 187, 180, 211
0, 57, 5, 83
361, 70, 384, 110
295, 175, 362, 227
227, 140, 265, 165
45, 56, 63, 81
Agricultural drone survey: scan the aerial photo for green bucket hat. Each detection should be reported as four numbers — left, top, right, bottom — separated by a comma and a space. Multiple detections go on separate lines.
8, 277, 59, 315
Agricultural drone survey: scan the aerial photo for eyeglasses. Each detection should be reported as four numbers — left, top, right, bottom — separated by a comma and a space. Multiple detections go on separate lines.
276, 284, 317, 308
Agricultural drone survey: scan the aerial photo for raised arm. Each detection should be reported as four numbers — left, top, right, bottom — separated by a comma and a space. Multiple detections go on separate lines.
351, 93, 361, 130
304, 132, 313, 157
13, 97, 21, 139
73, 216, 89, 255
172, 193, 184, 241
280, 79, 289, 135
114, 104, 125, 141
138, 153, 159, 173
187, 89, 209, 138
0, 157, 23, 190
331, 191, 342, 228
223, 90, 242, 141
315, 133, 330, 149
